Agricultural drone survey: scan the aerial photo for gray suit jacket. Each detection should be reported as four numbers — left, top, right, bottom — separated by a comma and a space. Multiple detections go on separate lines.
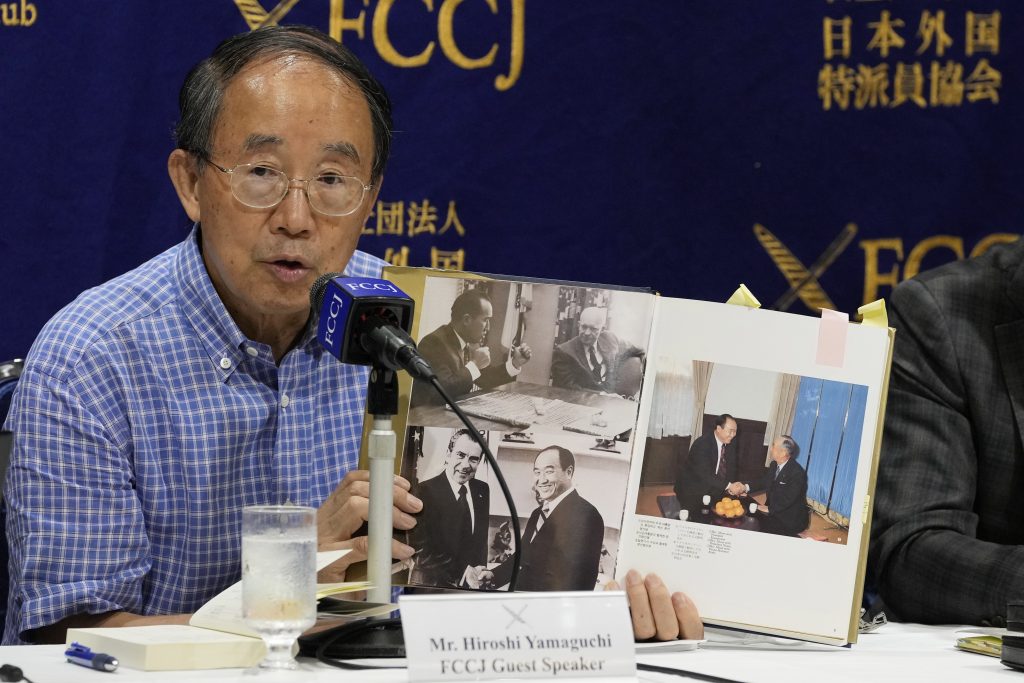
550, 331, 643, 394
869, 239, 1024, 625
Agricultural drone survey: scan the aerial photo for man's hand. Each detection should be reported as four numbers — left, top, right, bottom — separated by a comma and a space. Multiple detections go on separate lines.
317, 470, 422, 547
726, 482, 746, 497
477, 568, 495, 588
463, 565, 486, 589
470, 344, 491, 369
317, 535, 415, 583
511, 344, 532, 369
606, 570, 703, 642
757, 504, 769, 514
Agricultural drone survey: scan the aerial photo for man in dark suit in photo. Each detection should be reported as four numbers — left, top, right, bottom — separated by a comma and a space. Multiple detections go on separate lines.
550, 307, 645, 395
483, 446, 605, 591
412, 289, 532, 406
738, 435, 809, 537
674, 413, 740, 520
408, 428, 490, 588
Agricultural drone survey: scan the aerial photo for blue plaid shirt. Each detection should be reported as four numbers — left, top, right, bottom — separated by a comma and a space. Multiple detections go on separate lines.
3, 227, 382, 643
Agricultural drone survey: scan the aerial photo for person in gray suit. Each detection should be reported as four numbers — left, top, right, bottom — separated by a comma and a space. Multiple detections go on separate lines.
550, 307, 644, 395
869, 238, 1024, 626
738, 435, 808, 537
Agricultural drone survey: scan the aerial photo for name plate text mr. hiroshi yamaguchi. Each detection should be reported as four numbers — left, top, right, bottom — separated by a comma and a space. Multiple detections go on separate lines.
399, 591, 637, 681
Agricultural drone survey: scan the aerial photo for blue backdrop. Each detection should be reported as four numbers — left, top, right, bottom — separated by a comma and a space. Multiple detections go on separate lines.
1, 1, 1021, 361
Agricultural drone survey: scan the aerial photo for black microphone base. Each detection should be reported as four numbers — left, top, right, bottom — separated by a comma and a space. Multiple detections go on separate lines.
301, 616, 406, 661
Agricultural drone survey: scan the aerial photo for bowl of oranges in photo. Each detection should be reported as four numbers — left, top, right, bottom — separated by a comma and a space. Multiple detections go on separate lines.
713, 497, 745, 519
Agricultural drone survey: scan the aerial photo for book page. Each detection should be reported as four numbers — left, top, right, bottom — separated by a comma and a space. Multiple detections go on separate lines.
190, 549, 355, 637
389, 271, 656, 594
617, 297, 892, 645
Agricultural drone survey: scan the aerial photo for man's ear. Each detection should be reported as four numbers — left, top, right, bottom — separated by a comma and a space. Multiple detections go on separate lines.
168, 149, 202, 222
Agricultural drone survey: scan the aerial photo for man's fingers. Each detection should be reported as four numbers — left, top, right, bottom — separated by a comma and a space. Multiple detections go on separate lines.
644, 574, 680, 641
338, 470, 371, 486
393, 505, 417, 530
394, 482, 423, 514
319, 472, 421, 543
341, 479, 371, 501
319, 536, 413, 568
320, 497, 370, 543
613, 572, 704, 642
391, 537, 414, 561
319, 479, 371, 523
622, 570, 656, 640
672, 592, 704, 640
317, 536, 371, 581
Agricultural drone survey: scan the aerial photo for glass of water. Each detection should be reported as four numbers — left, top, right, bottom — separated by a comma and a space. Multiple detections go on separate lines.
242, 505, 317, 671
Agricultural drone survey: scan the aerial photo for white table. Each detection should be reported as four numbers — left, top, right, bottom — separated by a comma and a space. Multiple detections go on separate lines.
0, 624, 1016, 682
639, 623, 1019, 682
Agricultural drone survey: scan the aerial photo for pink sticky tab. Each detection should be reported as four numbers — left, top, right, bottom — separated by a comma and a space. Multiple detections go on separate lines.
815, 308, 849, 367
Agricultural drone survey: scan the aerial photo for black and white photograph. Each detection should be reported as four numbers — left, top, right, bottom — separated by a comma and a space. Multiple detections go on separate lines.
401, 426, 632, 593
406, 273, 654, 442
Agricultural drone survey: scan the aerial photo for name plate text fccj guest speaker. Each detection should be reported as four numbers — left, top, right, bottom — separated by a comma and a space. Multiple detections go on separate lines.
399, 591, 637, 681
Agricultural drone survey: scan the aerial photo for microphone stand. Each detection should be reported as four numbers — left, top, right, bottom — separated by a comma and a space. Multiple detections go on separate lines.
312, 363, 407, 659
366, 364, 398, 607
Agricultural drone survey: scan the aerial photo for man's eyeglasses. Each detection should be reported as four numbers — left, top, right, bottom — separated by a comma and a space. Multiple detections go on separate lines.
207, 161, 372, 217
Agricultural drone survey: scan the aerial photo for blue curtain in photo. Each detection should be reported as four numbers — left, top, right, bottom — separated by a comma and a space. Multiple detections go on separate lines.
789, 377, 822, 471
790, 377, 868, 526
829, 384, 868, 522
803, 381, 850, 509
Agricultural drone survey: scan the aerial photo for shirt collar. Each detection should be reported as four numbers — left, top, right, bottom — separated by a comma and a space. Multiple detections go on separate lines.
446, 470, 471, 497
176, 225, 251, 381
177, 225, 384, 376
543, 486, 576, 513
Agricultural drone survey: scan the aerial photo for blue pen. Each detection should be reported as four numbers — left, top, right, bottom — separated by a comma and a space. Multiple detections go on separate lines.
65, 643, 118, 672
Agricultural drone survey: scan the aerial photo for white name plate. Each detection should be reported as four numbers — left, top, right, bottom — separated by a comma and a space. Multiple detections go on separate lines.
399, 591, 636, 682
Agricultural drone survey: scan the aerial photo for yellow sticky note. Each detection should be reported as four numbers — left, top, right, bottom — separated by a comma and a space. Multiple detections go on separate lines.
726, 284, 761, 308
858, 299, 888, 328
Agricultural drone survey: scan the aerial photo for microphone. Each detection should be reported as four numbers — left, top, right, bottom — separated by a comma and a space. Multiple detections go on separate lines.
310, 273, 435, 380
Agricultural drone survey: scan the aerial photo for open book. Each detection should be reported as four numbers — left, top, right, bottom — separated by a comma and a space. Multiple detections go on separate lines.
65, 550, 387, 671
372, 268, 893, 647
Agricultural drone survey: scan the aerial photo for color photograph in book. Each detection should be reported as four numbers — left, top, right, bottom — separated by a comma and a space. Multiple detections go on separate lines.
400, 425, 633, 593
636, 360, 868, 546
406, 273, 654, 443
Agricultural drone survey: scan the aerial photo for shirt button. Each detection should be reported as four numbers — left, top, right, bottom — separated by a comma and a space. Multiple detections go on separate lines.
220, 357, 232, 370
281, 393, 290, 408
246, 347, 258, 358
